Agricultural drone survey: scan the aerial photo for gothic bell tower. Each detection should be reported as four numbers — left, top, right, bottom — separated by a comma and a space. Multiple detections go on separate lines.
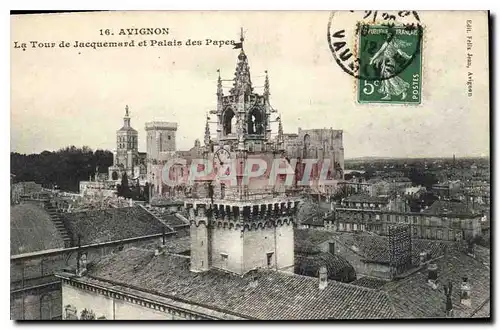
187, 29, 300, 276
212, 28, 276, 154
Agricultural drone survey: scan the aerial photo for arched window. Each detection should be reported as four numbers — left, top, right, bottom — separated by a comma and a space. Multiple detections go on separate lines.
223, 108, 236, 135
248, 108, 263, 134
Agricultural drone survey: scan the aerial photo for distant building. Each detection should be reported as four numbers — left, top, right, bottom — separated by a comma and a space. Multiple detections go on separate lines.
329, 199, 482, 241
367, 177, 412, 197
404, 186, 426, 198
340, 194, 391, 210
78, 181, 117, 198
283, 128, 345, 198
107, 106, 147, 182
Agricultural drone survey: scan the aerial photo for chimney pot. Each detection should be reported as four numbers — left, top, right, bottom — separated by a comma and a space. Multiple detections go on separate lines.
318, 265, 328, 290
460, 277, 472, 306
249, 274, 259, 288
427, 263, 438, 289
419, 252, 427, 265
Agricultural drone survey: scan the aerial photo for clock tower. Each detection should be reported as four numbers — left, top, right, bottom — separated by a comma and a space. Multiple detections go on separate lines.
186, 30, 300, 275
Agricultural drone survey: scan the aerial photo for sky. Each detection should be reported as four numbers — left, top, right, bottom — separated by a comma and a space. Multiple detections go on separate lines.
11, 11, 490, 158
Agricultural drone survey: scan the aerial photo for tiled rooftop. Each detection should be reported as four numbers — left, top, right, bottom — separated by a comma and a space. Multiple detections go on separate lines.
295, 229, 454, 264
342, 194, 389, 204
350, 277, 389, 289
423, 200, 477, 217
61, 206, 173, 245
381, 250, 490, 318
80, 247, 397, 320
11, 203, 66, 255
295, 252, 356, 283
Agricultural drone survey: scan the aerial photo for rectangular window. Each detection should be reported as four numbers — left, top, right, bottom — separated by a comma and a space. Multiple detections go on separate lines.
266, 252, 274, 267
168, 135, 171, 140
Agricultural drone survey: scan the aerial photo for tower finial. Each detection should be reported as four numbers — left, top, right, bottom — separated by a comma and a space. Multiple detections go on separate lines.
217, 69, 223, 97
204, 113, 211, 146
264, 70, 270, 99
240, 27, 244, 44
125, 105, 129, 117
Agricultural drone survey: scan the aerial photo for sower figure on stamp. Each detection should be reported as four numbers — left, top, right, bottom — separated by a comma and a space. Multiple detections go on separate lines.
369, 31, 413, 100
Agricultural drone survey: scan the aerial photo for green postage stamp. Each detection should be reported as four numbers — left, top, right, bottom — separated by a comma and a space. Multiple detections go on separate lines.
357, 25, 422, 104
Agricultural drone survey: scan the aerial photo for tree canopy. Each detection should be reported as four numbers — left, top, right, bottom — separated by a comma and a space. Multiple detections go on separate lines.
11, 146, 113, 192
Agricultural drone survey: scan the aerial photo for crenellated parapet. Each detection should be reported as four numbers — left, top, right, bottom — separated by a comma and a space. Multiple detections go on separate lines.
185, 197, 300, 230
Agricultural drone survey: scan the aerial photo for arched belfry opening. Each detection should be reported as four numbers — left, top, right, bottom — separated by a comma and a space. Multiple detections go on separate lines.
248, 108, 264, 135
223, 108, 236, 135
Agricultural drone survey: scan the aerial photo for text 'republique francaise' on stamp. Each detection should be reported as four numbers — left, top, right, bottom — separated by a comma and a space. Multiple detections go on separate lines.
327, 11, 423, 104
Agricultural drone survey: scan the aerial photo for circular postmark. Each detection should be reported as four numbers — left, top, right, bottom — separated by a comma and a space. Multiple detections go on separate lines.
327, 10, 423, 81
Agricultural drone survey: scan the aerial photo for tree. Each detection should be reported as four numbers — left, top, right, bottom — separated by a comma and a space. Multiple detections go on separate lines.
80, 308, 96, 320
117, 173, 130, 198
10, 147, 113, 193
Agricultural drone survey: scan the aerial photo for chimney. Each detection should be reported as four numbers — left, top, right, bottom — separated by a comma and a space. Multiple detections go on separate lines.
419, 251, 427, 265
76, 252, 88, 277
427, 263, 438, 289
460, 277, 471, 306
249, 275, 259, 288
444, 281, 454, 317
466, 241, 476, 258
318, 265, 328, 290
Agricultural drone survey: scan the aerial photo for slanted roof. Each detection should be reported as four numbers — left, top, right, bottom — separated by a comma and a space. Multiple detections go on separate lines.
343, 194, 389, 204
10, 202, 66, 255
301, 216, 324, 227
61, 206, 172, 245
423, 200, 478, 217
76, 247, 396, 320
294, 229, 335, 254
350, 276, 389, 289
381, 250, 490, 318
294, 229, 453, 265
295, 252, 356, 282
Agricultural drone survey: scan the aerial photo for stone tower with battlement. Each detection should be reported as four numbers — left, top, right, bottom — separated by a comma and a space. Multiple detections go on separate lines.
185, 30, 300, 276
145, 121, 178, 181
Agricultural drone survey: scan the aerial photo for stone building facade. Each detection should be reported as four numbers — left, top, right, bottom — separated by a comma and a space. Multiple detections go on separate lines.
330, 206, 482, 241
282, 128, 344, 197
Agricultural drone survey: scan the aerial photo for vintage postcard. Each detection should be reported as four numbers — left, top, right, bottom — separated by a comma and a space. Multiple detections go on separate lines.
10, 11, 490, 320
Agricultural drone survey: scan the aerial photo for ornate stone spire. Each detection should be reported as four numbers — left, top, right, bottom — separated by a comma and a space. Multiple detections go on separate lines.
204, 114, 211, 146
277, 115, 284, 151
217, 69, 223, 98
264, 70, 270, 99
230, 28, 252, 96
